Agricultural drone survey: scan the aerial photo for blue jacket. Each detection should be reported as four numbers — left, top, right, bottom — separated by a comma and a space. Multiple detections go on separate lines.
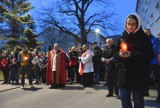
150, 35, 159, 64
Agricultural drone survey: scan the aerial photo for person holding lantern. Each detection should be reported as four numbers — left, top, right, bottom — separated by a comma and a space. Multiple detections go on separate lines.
114, 14, 154, 108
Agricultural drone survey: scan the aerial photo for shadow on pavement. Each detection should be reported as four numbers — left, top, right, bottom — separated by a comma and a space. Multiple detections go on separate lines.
56, 85, 85, 90
0, 86, 20, 92
23, 87, 42, 91
87, 84, 108, 90
145, 99, 160, 108
61, 83, 108, 90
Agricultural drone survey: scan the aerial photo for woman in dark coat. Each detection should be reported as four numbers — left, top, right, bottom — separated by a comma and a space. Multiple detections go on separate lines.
114, 14, 154, 108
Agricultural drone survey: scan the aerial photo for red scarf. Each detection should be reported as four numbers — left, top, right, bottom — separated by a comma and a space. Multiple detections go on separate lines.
79, 51, 87, 76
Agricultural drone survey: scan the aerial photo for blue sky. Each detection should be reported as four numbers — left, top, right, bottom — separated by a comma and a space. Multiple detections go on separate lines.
114, 0, 137, 35
113, 0, 137, 28
29, 0, 137, 36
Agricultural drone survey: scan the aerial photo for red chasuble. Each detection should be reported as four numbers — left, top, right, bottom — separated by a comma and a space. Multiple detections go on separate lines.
46, 50, 67, 85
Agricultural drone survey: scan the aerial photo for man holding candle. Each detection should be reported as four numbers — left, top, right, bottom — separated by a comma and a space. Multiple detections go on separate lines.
18, 44, 33, 89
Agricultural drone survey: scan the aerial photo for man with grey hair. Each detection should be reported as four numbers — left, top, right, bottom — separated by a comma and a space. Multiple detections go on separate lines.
102, 38, 118, 97
46, 43, 67, 88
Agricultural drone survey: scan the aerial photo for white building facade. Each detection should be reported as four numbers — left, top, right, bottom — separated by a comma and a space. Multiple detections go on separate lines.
136, 0, 160, 38
37, 27, 78, 52
38, 27, 107, 52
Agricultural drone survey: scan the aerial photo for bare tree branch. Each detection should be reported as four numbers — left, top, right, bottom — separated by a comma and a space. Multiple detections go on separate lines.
38, 0, 120, 45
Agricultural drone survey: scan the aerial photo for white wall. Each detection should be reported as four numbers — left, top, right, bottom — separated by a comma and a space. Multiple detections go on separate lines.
136, 0, 160, 38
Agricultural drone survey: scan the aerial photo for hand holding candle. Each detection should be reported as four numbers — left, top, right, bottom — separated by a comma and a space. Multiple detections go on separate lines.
24, 56, 28, 61
120, 43, 128, 51
25, 57, 28, 60
119, 42, 131, 58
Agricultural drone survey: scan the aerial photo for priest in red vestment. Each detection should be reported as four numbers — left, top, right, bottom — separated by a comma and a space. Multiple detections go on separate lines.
46, 43, 67, 88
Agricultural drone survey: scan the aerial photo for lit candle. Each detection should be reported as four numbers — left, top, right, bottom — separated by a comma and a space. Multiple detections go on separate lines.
24, 57, 28, 60
120, 43, 128, 51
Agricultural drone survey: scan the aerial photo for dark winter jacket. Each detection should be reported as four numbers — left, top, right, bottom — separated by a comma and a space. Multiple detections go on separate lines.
103, 44, 115, 59
114, 14, 154, 90
92, 46, 102, 64
9, 63, 19, 72
102, 44, 116, 72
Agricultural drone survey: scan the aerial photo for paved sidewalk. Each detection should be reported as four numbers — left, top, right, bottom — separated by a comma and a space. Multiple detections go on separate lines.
0, 80, 28, 92
1, 80, 160, 107
0, 83, 20, 92
1, 81, 160, 108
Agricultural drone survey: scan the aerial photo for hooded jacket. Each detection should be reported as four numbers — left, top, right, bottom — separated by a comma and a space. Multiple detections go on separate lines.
114, 14, 154, 90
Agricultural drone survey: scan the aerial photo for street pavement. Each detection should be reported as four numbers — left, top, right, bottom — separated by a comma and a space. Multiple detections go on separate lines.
0, 82, 20, 92
0, 81, 160, 108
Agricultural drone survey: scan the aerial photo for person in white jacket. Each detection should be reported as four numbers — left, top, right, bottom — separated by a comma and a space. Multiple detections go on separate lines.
79, 44, 94, 87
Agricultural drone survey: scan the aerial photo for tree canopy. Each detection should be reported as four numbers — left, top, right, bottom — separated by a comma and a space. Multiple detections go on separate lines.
0, 0, 40, 51
39, 0, 120, 45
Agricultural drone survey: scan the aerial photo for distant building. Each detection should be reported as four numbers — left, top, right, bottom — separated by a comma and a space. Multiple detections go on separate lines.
136, 0, 160, 38
37, 27, 79, 52
37, 27, 107, 52
85, 29, 106, 47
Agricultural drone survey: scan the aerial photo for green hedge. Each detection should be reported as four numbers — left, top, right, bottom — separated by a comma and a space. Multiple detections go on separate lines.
0, 71, 4, 81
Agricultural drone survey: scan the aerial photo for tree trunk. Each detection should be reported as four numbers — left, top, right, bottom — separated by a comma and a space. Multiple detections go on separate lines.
81, 27, 87, 45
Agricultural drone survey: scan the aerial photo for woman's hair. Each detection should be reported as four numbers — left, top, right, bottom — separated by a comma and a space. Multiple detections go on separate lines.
126, 14, 138, 27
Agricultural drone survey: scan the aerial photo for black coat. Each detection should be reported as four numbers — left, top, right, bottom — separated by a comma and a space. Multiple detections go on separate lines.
102, 44, 116, 72
92, 46, 102, 64
103, 44, 115, 59
114, 27, 154, 90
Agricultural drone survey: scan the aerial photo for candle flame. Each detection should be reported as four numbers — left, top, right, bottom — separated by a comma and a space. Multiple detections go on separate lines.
121, 43, 128, 51
24, 57, 28, 60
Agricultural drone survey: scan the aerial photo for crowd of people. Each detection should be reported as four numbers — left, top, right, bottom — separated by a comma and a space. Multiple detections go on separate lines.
0, 45, 48, 88
0, 14, 160, 108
